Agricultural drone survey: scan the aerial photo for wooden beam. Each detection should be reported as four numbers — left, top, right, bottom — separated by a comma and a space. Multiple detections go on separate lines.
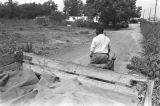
23, 63, 138, 96
23, 53, 148, 86
144, 80, 154, 106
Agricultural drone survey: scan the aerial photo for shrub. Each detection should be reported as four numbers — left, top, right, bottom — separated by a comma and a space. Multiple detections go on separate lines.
127, 20, 160, 77
49, 11, 68, 25
75, 19, 100, 28
86, 21, 100, 29
75, 19, 86, 27
127, 20, 160, 106
34, 16, 49, 25
79, 31, 89, 34
0, 31, 16, 54
130, 19, 138, 23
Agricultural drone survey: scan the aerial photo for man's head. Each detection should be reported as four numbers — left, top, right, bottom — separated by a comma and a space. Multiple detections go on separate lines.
96, 26, 104, 35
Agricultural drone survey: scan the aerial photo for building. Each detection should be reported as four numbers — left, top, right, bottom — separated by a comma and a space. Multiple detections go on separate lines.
66, 16, 99, 23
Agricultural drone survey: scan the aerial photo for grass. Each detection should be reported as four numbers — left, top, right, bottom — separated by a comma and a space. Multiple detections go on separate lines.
0, 19, 94, 56
127, 20, 160, 106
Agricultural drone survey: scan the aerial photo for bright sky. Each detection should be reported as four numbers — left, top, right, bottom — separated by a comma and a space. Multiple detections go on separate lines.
136, 0, 160, 18
1, 0, 160, 18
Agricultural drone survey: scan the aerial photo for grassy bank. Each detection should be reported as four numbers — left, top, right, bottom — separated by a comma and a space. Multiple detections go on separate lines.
127, 20, 160, 106
0, 19, 94, 56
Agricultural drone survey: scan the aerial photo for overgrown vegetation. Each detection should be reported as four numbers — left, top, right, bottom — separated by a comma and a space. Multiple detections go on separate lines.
0, 30, 16, 55
75, 19, 100, 28
127, 20, 160, 106
49, 11, 68, 24
0, 0, 57, 19
0, 19, 48, 56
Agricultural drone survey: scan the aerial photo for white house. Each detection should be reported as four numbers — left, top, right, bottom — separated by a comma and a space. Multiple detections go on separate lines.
66, 16, 99, 23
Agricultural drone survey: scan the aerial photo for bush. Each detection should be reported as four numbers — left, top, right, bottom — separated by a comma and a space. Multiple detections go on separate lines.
0, 31, 16, 54
75, 19, 86, 27
79, 31, 89, 34
130, 19, 138, 23
127, 20, 160, 106
49, 11, 68, 25
86, 21, 100, 29
34, 16, 49, 25
75, 19, 100, 28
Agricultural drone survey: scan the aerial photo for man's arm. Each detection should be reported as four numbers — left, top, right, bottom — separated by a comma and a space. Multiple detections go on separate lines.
90, 38, 96, 57
108, 42, 111, 53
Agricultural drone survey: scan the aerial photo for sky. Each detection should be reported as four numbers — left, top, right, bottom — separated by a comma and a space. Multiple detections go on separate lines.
1, 0, 160, 19
136, 0, 160, 19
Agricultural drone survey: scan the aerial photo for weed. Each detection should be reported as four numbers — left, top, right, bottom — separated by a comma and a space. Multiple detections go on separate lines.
79, 31, 90, 34
127, 20, 160, 106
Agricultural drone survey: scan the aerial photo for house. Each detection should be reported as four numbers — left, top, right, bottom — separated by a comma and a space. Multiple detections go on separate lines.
66, 16, 99, 23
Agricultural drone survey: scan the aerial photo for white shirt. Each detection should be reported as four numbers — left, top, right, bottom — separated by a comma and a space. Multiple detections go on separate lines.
90, 34, 110, 53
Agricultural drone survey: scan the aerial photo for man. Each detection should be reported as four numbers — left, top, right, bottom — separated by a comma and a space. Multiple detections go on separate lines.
90, 26, 111, 64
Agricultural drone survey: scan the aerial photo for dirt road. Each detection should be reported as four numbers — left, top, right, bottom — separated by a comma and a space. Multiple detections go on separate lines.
0, 23, 142, 106
53, 24, 142, 74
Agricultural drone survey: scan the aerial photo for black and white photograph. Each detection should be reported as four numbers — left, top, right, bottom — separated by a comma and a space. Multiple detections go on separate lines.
0, 0, 159, 106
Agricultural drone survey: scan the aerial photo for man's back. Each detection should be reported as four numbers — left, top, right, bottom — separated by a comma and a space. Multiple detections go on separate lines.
90, 26, 112, 64
91, 34, 110, 54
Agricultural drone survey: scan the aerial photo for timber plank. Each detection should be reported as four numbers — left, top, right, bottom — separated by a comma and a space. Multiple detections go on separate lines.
23, 63, 138, 96
23, 53, 148, 86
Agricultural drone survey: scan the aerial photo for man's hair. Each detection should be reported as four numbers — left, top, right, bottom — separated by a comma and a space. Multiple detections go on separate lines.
96, 26, 104, 35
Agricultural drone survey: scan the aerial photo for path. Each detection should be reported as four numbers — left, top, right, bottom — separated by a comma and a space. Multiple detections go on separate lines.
53, 24, 142, 74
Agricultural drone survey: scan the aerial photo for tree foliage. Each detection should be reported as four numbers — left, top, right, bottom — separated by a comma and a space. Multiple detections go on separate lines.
50, 11, 68, 23
0, 0, 57, 19
63, 0, 83, 16
84, 0, 142, 26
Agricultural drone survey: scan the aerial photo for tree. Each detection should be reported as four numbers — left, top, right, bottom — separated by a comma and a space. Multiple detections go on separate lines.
50, 11, 68, 23
42, 0, 57, 15
83, 2, 97, 21
0, 0, 57, 19
134, 6, 142, 18
0, 1, 20, 18
84, 0, 142, 26
63, 0, 83, 16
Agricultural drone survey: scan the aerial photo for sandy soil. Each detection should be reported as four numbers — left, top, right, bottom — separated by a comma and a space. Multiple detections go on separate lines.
51, 24, 142, 74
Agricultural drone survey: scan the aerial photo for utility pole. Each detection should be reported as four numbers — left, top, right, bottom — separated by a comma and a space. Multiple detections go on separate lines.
143, 10, 145, 19
154, 0, 158, 23
149, 8, 152, 21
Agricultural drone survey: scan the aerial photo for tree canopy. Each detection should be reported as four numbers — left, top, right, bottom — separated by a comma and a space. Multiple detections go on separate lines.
0, 0, 57, 19
0, 0, 142, 27
63, 0, 84, 16
84, 0, 142, 26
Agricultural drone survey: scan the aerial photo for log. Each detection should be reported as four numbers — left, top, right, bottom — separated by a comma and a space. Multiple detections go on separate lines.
23, 52, 148, 86
23, 63, 138, 96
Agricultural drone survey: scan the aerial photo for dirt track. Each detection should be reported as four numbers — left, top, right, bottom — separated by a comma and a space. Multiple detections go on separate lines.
0, 23, 142, 106
53, 24, 142, 74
